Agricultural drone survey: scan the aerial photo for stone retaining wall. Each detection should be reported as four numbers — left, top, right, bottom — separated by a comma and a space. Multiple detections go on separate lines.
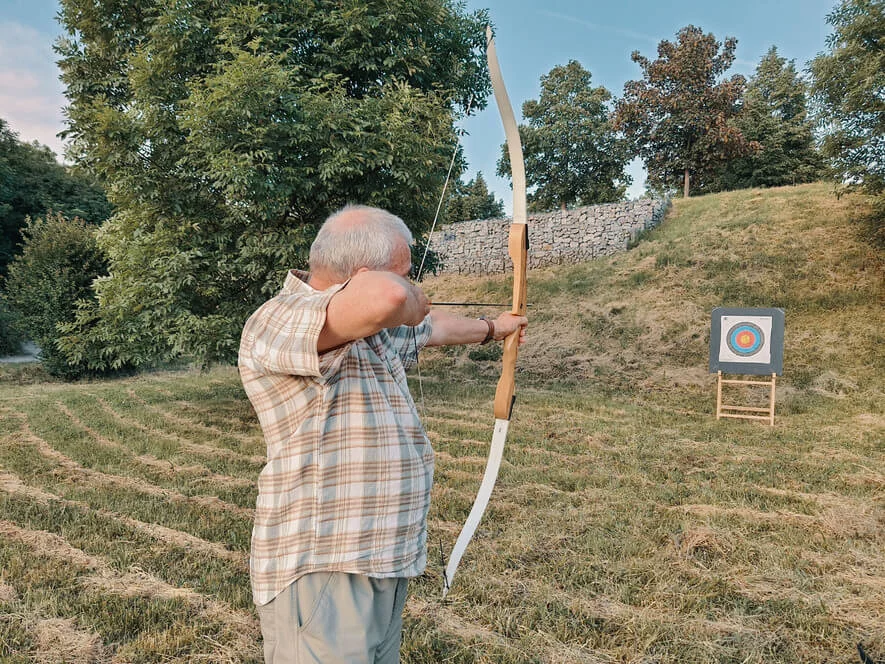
430, 198, 670, 274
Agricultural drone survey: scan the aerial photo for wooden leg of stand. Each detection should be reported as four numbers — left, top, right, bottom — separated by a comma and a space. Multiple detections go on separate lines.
769, 373, 776, 426
716, 371, 723, 420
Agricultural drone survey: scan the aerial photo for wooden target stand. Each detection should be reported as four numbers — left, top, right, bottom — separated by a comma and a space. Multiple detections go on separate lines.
715, 371, 777, 425
709, 308, 785, 427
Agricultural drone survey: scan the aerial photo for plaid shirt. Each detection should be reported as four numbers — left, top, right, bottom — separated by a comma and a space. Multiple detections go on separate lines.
238, 270, 434, 606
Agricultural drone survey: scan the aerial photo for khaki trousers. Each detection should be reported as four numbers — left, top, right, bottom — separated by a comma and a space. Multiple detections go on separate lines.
257, 573, 409, 664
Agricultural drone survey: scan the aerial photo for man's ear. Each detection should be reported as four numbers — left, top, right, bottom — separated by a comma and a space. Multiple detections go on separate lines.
354, 267, 370, 275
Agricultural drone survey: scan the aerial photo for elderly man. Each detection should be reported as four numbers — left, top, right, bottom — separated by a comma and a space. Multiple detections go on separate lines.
239, 204, 527, 664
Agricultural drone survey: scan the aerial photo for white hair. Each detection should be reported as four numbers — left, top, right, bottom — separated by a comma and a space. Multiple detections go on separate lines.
309, 204, 414, 279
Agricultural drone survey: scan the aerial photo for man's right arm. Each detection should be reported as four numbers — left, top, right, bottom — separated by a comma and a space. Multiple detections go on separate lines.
318, 271, 430, 352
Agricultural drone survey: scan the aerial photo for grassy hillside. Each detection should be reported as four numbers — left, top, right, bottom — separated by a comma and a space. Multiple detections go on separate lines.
423, 182, 882, 396
0, 183, 882, 663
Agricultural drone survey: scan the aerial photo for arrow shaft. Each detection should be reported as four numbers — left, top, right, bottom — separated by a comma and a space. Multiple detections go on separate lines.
431, 301, 532, 307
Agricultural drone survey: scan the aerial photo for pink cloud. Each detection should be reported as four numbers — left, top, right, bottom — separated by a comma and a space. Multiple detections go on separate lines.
0, 21, 68, 157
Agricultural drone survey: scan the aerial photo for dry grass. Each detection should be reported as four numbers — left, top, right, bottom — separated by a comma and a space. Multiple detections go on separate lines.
31, 618, 105, 664
0, 184, 882, 662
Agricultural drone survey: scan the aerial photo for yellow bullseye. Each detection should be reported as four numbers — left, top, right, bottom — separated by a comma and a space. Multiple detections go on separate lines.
736, 331, 755, 347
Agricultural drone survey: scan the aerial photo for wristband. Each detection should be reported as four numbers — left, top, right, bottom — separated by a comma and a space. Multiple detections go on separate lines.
478, 316, 495, 345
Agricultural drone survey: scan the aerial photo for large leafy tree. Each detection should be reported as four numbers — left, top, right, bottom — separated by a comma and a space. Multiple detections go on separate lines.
56, 0, 489, 368
614, 26, 755, 197
712, 47, 822, 191
498, 61, 630, 212
444, 172, 504, 222
0, 118, 111, 276
810, 0, 885, 197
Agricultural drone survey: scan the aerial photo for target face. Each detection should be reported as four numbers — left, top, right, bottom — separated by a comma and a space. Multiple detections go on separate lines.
718, 315, 772, 365
710, 308, 784, 375
726, 323, 765, 357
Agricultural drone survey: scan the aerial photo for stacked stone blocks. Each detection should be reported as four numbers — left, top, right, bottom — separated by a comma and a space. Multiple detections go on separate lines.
430, 198, 671, 274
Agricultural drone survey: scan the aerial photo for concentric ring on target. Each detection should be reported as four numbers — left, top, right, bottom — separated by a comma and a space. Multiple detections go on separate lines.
726, 322, 765, 357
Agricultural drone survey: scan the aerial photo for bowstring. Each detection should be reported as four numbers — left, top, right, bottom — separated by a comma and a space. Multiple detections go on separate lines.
417, 29, 490, 282
413, 95, 475, 418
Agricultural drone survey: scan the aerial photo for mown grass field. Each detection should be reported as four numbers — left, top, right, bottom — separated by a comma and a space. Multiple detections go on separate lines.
1, 183, 882, 663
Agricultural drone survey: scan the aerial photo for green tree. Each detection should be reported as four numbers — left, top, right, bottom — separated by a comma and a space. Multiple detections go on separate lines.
0, 118, 111, 276
712, 47, 822, 191
498, 61, 630, 212
810, 0, 885, 197
613, 26, 755, 197
445, 172, 504, 221
5, 213, 109, 378
56, 0, 490, 368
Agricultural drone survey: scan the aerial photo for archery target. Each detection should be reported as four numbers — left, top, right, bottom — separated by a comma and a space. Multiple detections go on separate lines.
718, 315, 771, 364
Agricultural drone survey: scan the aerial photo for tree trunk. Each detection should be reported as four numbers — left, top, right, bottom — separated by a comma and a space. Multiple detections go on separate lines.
683, 168, 690, 198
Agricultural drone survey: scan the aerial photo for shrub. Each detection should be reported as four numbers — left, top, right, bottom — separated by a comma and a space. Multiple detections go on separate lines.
5, 213, 109, 378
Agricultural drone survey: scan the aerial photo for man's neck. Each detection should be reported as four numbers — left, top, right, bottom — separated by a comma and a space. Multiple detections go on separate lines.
307, 269, 344, 291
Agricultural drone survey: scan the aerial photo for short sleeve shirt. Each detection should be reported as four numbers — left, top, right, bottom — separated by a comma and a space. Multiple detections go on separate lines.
238, 270, 434, 606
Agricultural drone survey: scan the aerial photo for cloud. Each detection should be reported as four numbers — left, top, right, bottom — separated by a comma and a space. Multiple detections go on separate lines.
537, 10, 661, 46
0, 70, 42, 89
0, 21, 67, 158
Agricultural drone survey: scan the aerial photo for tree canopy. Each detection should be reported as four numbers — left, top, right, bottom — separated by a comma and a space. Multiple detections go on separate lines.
56, 0, 490, 368
810, 0, 885, 197
444, 172, 504, 222
0, 118, 111, 277
614, 26, 755, 197
711, 47, 822, 191
498, 61, 630, 211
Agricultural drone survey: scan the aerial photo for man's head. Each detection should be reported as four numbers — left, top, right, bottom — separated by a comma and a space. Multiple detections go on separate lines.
309, 205, 414, 284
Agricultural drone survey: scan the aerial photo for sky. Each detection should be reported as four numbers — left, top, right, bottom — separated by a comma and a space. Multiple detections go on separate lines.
1, 0, 836, 209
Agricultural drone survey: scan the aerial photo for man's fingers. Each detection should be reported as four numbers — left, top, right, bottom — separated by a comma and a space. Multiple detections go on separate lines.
491, 313, 528, 343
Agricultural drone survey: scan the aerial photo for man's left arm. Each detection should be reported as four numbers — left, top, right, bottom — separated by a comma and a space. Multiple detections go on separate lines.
427, 311, 527, 347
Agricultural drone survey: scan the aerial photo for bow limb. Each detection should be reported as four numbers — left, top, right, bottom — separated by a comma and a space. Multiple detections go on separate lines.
442, 25, 528, 598
490, 22, 528, 419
